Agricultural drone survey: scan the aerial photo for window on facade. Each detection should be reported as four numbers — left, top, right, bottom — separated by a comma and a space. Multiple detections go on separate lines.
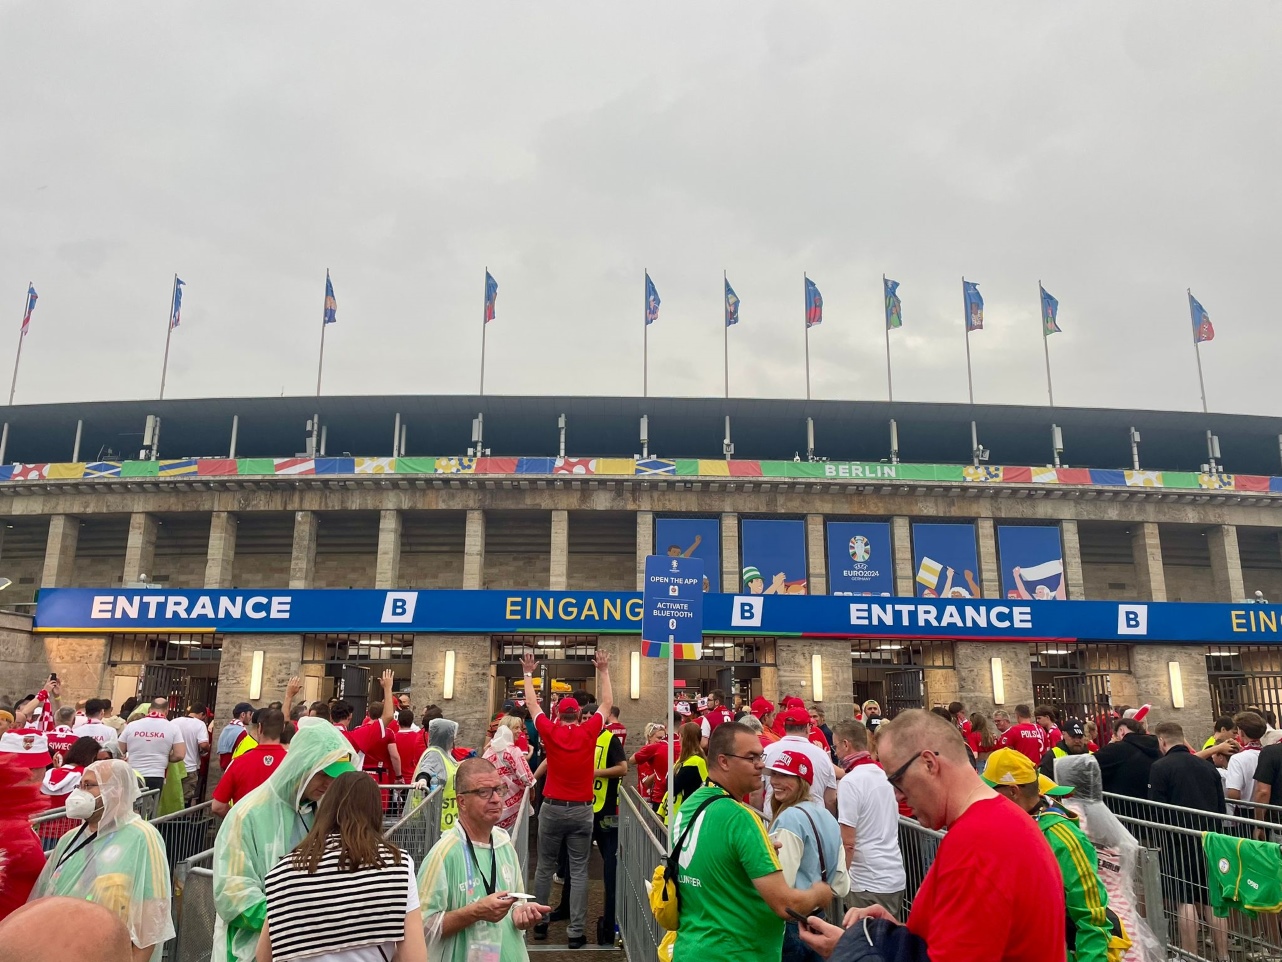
108, 634, 222, 664
301, 634, 415, 663
1206, 646, 1282, 722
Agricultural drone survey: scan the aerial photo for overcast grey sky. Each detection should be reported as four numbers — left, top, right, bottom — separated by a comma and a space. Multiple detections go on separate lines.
1, 2, 1278, 415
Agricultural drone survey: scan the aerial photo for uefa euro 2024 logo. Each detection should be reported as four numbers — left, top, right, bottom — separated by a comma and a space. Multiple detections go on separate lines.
848, 536, 871, 564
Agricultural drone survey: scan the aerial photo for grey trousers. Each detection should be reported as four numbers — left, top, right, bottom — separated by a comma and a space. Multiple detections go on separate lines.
847, 889, 905, 922
534, 802, 594, 938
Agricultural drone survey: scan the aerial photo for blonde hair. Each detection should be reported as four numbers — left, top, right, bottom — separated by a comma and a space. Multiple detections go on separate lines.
498, 715, 523, 735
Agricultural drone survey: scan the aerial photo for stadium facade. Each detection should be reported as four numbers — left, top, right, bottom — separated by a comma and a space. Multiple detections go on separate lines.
4, 393, 1282, 747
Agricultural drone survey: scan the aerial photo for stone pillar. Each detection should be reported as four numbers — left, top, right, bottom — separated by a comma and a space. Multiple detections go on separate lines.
213, 633, 304, 743
1129, 643, 1214, 741
41, 515, 79, 588
549, 510, 569, 590
1207, 525, 1245, 602
122, 512, 158, 585
289, 511, 318, 590
721, 513, 739, 594
976, 518, 999, 599
409, 635, 493, 749
1059, 520, 1086, 600
891, 517, 914, 597
775, 639, 852, 711
805, 515, 826, 595
1131, 522, 1167, 602
375, 509, 402, 589
204, 511, 237, 589
463, 509, 485, 589
954, 642, 1034, 720
635, 511, 654, 590
601, 635, 667, 743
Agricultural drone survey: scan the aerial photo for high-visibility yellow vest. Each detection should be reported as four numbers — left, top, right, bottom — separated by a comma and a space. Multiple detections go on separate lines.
426, 746, 459, 831
657, 755, 708, 825
592, 731, 615, 813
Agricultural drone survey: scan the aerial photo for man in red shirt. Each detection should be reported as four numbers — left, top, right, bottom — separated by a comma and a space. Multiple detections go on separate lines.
211, 708, 287, 815
522, 649, 611, 949
46, 707, 79, 758
996, 703, 1047, 764
332, 670, 403, 783
801, 709, 1065, 962
1035, 705, 1062, 751
604, 705, 628, 748
697, 688, 734, 747
394, 709, 428, 776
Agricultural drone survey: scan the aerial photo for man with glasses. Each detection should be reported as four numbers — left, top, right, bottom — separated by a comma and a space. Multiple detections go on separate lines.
672, 722, 833, 962
799, 709, 1065, 962
418, 757, 551, 962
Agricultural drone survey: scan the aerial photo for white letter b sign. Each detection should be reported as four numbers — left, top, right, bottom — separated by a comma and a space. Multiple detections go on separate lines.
731, 596, 763, 628
1117, 604, 1148, 635
382, 592, 418, 624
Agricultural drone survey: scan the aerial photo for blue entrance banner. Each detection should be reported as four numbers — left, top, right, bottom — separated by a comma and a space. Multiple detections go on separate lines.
826, 521, 894, 596
641, 555, 705, 657
30, 587, 1282, 645
655, 517, 720, 592
911, 523, 980, 598
997, 525, 1066, 600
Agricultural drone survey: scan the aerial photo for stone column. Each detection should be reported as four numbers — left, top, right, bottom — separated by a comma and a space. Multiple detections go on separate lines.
1207, 524, 1245, 603
289, 511, 318, 590
463, 509, 485, 589
1129, 643, 1214, 741
122, 512, 158, 585
976, 518, 999, 599
204, 511, 237, 589
954, 641, 1034, 720
41, 515, 79, 588
1131, 522, 1167, 602
891, 517, 914, 597
549, 510, 569, 590
775, 639, 851, 709
375, 509, 402, 589
409, 636, 493, 749
1059, 520, 1086, 600
635, 511, 654, 590
721, 513, 739, 594
805, 514, 826, 595
213, 633, 304, 745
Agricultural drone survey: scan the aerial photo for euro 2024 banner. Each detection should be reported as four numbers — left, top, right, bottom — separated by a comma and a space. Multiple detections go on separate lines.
826, 521, 894, 596
997, 524, 1066, 600
655, 517, 721, 592
740, 518, 808, 594
911, 522, 981, 598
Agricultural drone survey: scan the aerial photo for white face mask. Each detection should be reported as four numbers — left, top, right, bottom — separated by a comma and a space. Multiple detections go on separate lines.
65, 788, 101, 821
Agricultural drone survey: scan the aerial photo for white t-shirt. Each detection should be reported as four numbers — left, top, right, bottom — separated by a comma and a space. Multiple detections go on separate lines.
763, 735, 838, 817
1226, 747, 1263, 810
173, 715, 210, 774
76, 720, 122, 757
120, 715, 181, 778
307, 855, 419, 962
836, 762, 907, 893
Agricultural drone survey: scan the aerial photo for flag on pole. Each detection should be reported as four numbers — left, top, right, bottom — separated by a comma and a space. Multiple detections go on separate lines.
322, 273, 337, 325
1189, 291, 1214, 343
963, 280, 983, 332
884, 278, 902, 329
725, 278, 740, 327
804, 277, 823, 328
20, 285, 37, 336
645, 273, 661, 325
1040, 285, 1060, 335
170, 277, 185, 329
484, 271, 499, 323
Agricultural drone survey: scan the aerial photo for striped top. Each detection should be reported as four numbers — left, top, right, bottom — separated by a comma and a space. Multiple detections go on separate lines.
264, 836, 415, 962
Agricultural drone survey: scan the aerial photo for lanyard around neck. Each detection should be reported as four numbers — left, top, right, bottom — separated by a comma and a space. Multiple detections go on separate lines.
460, 826, 497, 897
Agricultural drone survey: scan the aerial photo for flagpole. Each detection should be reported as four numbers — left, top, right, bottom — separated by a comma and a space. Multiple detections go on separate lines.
316, 270, 329, 397
643, 270, 649, 398
160, 273, 177, 400
723, 270, 729, 400
1041, 281, 1055, 408
480, 267, 489, 396
1191, 289, 1208, 414
962, 277, 974, 405
883, 274, 894, 403
804, 274, 812, 401
8, 284, 29, 406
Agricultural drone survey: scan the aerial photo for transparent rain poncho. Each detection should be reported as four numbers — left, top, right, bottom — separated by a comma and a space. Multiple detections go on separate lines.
30, 759, 174, 962
1054, 753, 1162, 962
212, 721, 354, 962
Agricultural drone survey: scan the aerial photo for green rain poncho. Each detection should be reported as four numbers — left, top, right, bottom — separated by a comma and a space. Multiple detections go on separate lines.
212, 720, 354, 962
31, 759, 175, 961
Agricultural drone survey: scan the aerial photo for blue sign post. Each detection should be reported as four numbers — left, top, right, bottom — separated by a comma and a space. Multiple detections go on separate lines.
641, 555, 705, 657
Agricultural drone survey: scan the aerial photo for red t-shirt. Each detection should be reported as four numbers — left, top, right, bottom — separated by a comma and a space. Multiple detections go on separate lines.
907, 795, 1065, 962
1041, 725, 1062, 750
345, 720, 396, 771
46, 725, 78, 758
807, 726, 831, 752
604, 721, 628, 748
632, 738, 676, 804
395, 729, 429, 776
536, 711, 605, 802
997, 722, 1047, 764
965, 730, 997, 756
213, 744, 286, 804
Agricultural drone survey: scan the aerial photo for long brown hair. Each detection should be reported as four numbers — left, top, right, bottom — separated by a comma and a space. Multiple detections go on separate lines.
769, 773, 807, 824
677, 722, 704, 766
290, 771, 403, 873
970, 712, 997, 751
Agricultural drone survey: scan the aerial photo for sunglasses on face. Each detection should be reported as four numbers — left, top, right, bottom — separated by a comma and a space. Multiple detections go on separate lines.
885, 751, 929, 791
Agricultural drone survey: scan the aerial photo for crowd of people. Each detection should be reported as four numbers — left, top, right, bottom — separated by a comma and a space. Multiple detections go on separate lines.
7, 665, 1282, 962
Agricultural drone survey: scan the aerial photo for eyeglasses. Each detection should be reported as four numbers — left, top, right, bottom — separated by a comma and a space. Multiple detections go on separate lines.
885, 751, 928, 791
458, 786, 503, 800
726, 751, 766, 764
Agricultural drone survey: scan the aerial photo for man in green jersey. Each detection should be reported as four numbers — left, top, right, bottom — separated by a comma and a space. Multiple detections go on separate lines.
672, 722, 832, 962
419, 757, 551, 962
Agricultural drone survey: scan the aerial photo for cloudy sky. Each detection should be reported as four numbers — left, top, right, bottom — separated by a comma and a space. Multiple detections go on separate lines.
0, 3, 1278, 415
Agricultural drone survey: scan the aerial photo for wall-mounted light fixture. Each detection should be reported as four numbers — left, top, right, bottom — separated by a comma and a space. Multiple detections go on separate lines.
249, 650, 265, 701
1168, 661, 1184, 709
991, 657, 1005, 705
630, 651, 641, 700
443, 650, 456, 700
811, 654, 824, 702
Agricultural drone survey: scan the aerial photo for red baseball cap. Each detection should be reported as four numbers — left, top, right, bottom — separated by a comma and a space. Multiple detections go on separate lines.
557, 697, 581, 715
779, 707, 811, 727
781, 696, 806, 711
766, 749, 814, 785
750, 697, 775, 718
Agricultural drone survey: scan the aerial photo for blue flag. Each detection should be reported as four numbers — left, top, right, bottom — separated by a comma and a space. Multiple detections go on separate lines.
323, 274, 337, 325
645, 273, 660, 325
1189, 291, 1214, 343
804, 277, 822, 328
484, 271, 498, 323
884, 278, 902, 330
963, 280, 983, 332
725, 278, 740, 327
1040, 285, 1060, 335
20, 284, 37, 336
170, 277, 185, 330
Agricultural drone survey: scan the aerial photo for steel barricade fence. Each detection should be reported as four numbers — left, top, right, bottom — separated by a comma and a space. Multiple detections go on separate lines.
896, 816, 945, 917
169, 848, 215, 962
151, 801, 217, 871
618, 786, 666, 962
383, 786, 442, 866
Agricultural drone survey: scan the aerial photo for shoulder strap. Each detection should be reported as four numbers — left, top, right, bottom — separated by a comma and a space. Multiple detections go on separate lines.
665, 793, 730, 882
796, 806, 829, 879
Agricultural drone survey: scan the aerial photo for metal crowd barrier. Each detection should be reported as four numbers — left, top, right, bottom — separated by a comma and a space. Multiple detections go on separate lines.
617, 785, 667, 962
382, 785, 444, 866
169, 848, 215, 962
30, 787, 161, 852
151, 801, 217, 871
896, 817, 945, 917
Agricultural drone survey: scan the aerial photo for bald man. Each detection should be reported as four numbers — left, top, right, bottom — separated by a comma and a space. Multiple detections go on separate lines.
0, 897, 133, 961
800, 710, 1066, 962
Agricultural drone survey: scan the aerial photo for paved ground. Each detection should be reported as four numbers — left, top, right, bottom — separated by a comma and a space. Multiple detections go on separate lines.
523, 824, 626, 962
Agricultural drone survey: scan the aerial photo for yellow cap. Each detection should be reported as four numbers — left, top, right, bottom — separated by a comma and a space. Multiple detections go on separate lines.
981, 747, 1073, 796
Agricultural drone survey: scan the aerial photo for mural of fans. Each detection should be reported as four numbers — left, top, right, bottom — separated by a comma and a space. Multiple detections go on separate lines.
998, 525, 1067, 600
741, 519, 808, 595
912, 523, 981, 598
655, 517, 721, 592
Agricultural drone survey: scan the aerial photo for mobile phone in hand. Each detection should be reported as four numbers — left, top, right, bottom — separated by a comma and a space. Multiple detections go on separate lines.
785, 908, 814, 931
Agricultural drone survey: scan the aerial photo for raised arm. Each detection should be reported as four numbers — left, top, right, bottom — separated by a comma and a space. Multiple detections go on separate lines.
593, 650, 613, 721
520, 652, 544, 719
